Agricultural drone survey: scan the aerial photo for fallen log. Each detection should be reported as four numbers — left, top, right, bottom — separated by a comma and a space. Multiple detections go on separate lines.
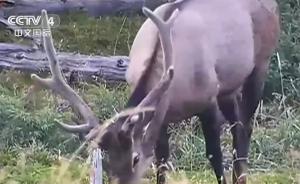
0, 0, 165, 17
0, 43, 129, 83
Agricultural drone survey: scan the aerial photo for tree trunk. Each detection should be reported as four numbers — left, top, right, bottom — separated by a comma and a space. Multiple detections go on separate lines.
0, 43, 129, 84
0, 0, 166, 17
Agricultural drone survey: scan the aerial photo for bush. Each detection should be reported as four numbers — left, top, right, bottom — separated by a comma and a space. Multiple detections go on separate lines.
265, 0, 300, 100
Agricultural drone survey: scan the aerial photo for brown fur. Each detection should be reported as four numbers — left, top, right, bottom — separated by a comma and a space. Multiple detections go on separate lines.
125, 0, 280, 184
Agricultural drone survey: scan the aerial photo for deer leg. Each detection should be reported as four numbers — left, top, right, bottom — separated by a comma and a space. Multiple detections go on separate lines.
198, 103, 227, 184
240, 65, 267, 123
218, 62, 269, 184
232, 66, 267, 184
155, 124, 171, 184
218, 95, 246, 184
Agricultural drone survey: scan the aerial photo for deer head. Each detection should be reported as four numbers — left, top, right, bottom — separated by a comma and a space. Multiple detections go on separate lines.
32, 7, 177, 184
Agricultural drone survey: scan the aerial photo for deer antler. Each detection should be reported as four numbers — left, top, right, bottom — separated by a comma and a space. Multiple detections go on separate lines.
142, 7, 178, 74
120, 7, 178, 134
138, 7, 178, 107
31, 10, 99, 133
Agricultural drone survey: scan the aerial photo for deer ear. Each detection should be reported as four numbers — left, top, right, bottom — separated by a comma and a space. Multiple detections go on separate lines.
120, 110, 155, 141
121, 113, 142, 134
120, 115, 137, 136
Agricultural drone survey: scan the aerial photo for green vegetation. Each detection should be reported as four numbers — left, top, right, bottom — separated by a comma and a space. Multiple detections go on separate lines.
0, 1, 300, 183
268, 0, 300, 100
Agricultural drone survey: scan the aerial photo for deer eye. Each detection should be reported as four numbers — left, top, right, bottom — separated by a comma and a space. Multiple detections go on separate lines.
132, 152, 140, 167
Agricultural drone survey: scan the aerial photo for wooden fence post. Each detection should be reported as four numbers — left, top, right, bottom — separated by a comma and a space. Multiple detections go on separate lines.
90, 148, 103, 184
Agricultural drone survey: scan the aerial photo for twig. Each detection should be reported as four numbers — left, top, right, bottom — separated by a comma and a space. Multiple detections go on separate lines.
113, 16, 127, 55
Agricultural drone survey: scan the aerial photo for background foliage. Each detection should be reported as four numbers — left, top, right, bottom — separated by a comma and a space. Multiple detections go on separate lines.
266, 0, 300, 100
0, 0, 300, 183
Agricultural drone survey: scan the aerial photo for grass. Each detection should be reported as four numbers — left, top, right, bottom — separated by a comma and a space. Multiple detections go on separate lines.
0, 70, 299, 183
0, 154, 299, 184
0, 11, 144, 56
0, 145, 299, 184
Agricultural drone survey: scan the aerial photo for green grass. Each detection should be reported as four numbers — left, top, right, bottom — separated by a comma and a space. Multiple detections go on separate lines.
0, 11, 144, 56
0, 70, 299, 183
0, 154, 299, 184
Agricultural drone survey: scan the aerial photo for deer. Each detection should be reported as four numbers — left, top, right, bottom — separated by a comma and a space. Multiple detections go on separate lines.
31, 0, 280, 183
